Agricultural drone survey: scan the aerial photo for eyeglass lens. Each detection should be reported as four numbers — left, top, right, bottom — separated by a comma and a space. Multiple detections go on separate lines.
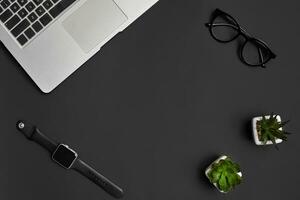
241, 39, 271, 66
210, 13, 239, 42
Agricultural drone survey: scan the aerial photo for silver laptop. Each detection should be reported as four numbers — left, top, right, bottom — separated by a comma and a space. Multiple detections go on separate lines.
0, 0, 158, 93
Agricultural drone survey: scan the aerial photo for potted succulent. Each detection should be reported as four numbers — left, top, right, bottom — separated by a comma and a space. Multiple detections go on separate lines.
205, 155, 242, 193
252, 114, 291, 148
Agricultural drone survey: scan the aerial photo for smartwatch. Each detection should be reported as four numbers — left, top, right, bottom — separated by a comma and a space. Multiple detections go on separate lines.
16, 120, 124, 199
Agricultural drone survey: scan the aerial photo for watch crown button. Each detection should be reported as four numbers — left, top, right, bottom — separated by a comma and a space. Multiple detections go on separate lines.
18, 122, 25, 129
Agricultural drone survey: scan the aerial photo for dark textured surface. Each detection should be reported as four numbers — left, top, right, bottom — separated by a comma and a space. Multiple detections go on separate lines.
1, 0, 300, 199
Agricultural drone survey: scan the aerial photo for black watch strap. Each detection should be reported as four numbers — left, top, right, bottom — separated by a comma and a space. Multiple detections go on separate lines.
16, 120, 124, 198
17, 120, 58, 153
72, 159, 124, 198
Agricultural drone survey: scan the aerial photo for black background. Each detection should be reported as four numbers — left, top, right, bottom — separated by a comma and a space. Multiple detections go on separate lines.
1, 0, 300, 200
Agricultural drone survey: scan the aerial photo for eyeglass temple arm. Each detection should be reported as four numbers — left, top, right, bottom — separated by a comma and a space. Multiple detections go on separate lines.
257, 47, 266, 68
206, 23, 251, 37
205, 22, 238, 29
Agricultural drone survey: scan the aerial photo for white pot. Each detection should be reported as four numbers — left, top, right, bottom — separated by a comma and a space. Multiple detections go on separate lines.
205, 155, 242, 193
252, 115, 283, 145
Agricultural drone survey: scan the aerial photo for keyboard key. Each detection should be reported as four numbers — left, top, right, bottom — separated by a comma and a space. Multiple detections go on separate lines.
39, 12, 51, 26
35, 5, 45, 16
0, 9, 12, 22
5, 14, 20, 29
18, 8, 28, 18
33, 0, 43, 6
10, 2, 20, 12
1, 0, 10, 9
49, 0, 75, 18
17, 0, 27, 6
27, 12, 37, 22
17, 33, 28, 45
43, 0, 52, 10
24, 27, 35, 39
32, 20, 42, 32
25, 2, 35, 12
0, 6, 3, 14
11, 18, 29, 37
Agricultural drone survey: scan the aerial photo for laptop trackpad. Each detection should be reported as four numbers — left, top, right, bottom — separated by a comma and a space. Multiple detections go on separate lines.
63, 0, 127, 53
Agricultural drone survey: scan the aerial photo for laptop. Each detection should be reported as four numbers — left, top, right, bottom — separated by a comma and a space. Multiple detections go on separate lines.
0, 0, 158, 93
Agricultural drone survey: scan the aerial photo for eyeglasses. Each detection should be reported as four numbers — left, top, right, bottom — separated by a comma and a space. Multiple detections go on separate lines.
205, 9, 276, 68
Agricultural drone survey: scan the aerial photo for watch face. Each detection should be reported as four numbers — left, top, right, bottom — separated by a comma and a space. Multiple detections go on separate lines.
52, 144, 77, 169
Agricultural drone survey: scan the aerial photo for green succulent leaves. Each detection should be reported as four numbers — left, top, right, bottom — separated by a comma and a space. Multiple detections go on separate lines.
257, 114, 291, 146
207, 157, 242, 193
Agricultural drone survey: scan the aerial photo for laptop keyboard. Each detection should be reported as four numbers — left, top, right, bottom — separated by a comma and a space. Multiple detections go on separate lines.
0, 0, 76, 46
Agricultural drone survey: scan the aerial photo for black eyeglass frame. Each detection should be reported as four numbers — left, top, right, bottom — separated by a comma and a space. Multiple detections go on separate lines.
205, 9, 276, 68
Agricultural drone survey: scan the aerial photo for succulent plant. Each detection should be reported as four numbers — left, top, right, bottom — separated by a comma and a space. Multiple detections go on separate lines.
207, 157, 242, 193
257, 114, 291, 147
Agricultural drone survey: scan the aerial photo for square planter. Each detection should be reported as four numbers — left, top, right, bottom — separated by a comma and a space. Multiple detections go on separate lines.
252, 115, 283, 145
205, 155, 242, 193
